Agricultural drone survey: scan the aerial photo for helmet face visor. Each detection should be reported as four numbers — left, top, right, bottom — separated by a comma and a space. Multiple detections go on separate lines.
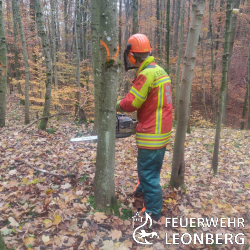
124, 44, 137, 71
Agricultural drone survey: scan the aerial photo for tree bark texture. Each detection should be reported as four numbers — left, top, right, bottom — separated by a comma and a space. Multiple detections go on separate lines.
0, 0, 7, 128
90, 0, 101, 134
94, 0, 119, 210
14, 0, 30, 124
50, 0, 58, 87
173, 0, 181, 57
174, 0, 186, 121
171, 0, 205, 188
11, 0, 22, 95
221, 0, 240, 124
240, 82, 248, 129
212, 0, 233, 175
132, 0, 138, 34
200, 36, 208, 120
159, 0, 163, 65
247, 34, 250, 129
165, 0, 170, 74
209, 0, 216, 123
34, 0, 52, 130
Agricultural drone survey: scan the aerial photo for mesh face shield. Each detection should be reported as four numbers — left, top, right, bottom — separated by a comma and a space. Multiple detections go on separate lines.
124, 44, 137, 71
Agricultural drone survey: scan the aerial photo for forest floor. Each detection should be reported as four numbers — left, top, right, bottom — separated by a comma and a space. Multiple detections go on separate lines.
0, 94, 250, 250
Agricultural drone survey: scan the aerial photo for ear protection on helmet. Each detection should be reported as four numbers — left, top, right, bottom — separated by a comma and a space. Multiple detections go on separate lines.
128, 52, 136, 64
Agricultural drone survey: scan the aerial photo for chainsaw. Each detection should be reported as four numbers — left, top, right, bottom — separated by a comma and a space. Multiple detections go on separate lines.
70, 114, 137, 142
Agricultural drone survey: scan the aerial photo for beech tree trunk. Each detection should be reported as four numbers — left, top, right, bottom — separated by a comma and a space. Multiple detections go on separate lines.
174, 0, 186, 121
171, 0, 205, 188
0, 0, 7, 128
132, 0, 138, 34
165, 0, 170, 74
14, 0, 30, 124
222, 0, 240, 124
212, 0, 233, 175
94, 0, 119, 211
90, 0, 101, 134
247, 35, 250, 129
173, 0, 181, 57
11, 0, 22, 95
50, 0, 58, 87
200, 36, 208, 120
209, 0, 216, 123
34, 0, 52, 130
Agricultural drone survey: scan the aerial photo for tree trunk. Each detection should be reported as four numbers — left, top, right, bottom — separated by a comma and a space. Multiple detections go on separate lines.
240, 82, 248, 129
156, 0, 160, 56
119, 0, 122, 61
159, 0, 163, 65
214, 0, 225, 71
55, 0, 61, 50
94, 0, 119, 211
247, 35, 250, 130
91, 0, 101, 134
221, 0, 240, 124
173, 0, 181, 57
0, 0, 7, 128
171, 0, 205, 188
170, 0, 176, 46
50, 0, 58, 87
165, 0, 170, 74
12, 0, 22, 95
14, 0, 30, 124
212, 0, 233, 175
132, 0, 138, 34
200, 36, 208, 121
34, 0, 52, 130
64, 0, 69, 57
209, 0, 216, 123
174, 0, 186, 121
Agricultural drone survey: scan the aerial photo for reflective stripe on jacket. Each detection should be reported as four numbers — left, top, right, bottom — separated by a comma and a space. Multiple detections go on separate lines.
117, 56, 173, 149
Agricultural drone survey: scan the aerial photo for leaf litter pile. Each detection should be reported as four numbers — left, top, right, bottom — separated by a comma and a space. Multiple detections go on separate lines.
0, 96, 250, 250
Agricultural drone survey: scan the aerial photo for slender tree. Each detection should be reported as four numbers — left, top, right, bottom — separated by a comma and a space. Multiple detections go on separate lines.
11, 0, 22, 95
174, 0, 186, 120
171, 0, 206, 188
50, 0, 58, 87
212, 0, 233, 175
94, 0, 119, 210
159, 0, 163, 65
132, 0, 138, 34
34, 0, 52, 130
200, 36, 208, 120
222, 0, 240, 124
240, 80, 248, 129
90, 0, 101, 133
0, 0, 7, 128
247, 35, 250, 130
173, 0, 181, 57
13, 0, 30, 124
165, 0, 170, 74
209, 0, 216, 122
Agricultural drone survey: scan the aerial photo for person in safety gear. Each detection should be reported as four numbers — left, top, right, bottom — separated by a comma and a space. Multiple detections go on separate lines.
117, 34, 173, 221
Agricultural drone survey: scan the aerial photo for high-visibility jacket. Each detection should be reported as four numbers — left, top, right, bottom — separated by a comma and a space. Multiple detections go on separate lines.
117, 56, 173, 149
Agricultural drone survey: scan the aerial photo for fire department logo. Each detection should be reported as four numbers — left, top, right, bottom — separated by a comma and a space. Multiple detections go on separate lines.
132, 212, 159, 244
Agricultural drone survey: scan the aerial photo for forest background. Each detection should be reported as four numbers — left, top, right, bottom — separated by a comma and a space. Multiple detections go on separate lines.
0, 0, 250, 249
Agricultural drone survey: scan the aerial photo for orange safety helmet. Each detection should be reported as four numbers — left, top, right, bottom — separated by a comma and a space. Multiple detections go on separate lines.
124, 34, 152, 71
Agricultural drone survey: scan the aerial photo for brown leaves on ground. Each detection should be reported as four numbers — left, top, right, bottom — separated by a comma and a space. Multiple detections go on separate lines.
0, 95, 250, 249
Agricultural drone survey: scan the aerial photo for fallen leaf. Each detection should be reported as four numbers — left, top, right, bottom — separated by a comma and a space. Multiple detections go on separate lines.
42, 235, 50, 243
100, 240, 114, 250
8, 217, 19, 227
61, 183, 71, 189
109, 229, 122, 241
53, 214, 62, 225
43, 219, 52, 228
23, 237, 35, 246
93, 212, 107, 222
